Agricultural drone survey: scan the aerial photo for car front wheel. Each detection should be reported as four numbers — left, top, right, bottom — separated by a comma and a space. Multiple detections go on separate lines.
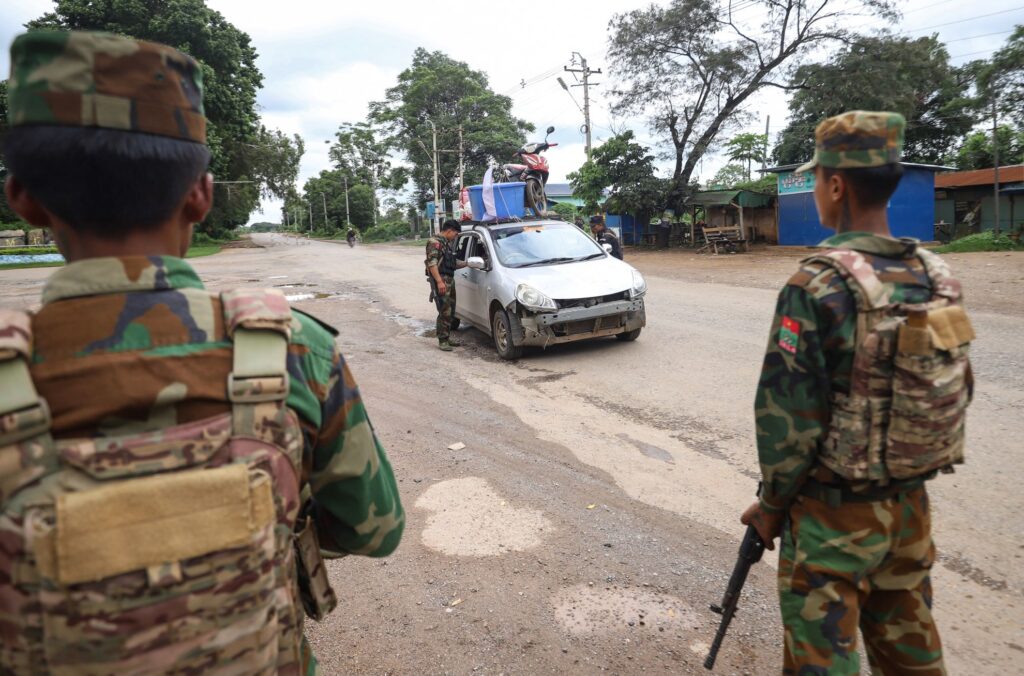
492, 309, 524, 360
616, 328, 642, 342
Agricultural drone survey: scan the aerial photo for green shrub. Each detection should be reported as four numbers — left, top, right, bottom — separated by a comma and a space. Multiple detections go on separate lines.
932, 231, 1024, 253
362, 220, 414, 243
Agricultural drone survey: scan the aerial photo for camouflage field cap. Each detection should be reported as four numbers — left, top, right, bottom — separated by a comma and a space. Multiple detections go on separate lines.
7, 30, 206, 144
795, 111, 905, 174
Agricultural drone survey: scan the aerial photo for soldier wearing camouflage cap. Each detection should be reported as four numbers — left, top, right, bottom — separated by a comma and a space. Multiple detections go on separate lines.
1, 31, 404, 674
740, 111, 973, 674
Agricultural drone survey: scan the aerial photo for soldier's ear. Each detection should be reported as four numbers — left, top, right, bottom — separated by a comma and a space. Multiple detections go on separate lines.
4, 176, 54, 228
828, 171, 848, 204
181, 172, 214, 225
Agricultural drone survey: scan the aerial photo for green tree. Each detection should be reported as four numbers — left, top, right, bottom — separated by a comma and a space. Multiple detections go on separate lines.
954, 127, 1024, 170
724, 133, 767, 181
708, 163, 748, 189
569, 131, 667, 227
607, 0, 896, 203
0, 80, 19, 225
973, 26, 1024, 128
370, 48, 532, 209
774, 34, 974, 165
27, 0, 301, 237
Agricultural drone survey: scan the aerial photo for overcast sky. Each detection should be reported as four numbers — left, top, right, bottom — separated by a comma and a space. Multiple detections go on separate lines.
2, 0, 1020, 224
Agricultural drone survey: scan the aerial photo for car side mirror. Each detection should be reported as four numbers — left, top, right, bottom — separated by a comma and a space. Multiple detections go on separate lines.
601, 243, 612, 254
467, 256, 486, 270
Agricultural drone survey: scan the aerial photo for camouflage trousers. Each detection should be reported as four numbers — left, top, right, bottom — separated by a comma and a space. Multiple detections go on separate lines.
431, 276, 456, 344
778, 487, 945, 675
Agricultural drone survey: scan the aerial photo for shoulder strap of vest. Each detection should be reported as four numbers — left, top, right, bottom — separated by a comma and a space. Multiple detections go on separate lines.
221, 290, 292, 427
0, 309, 56, 503
801, 248, 891, 311
916, 248, 962, 303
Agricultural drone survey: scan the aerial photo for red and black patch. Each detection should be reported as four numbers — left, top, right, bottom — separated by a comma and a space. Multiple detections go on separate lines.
778, 316, 801, 354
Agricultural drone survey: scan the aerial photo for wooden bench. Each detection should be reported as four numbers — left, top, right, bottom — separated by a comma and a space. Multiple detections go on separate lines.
697, 225, 748, 254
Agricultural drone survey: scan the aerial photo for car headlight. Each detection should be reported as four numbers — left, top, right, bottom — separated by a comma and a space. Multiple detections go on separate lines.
631, 270, 647, 298
515, 283, 557, 311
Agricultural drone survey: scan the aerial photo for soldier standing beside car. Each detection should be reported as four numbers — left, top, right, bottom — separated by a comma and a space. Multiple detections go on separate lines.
590, 215, 623, 259
426, 219, 466, 351
740, 111, 974, 674
0, 31, 403, 674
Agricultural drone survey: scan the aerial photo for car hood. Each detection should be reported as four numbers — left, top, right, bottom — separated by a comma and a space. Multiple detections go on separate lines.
504, 257, 636, 300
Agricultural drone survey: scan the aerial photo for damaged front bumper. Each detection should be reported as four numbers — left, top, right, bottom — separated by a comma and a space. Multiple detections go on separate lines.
513, 298, 646, 347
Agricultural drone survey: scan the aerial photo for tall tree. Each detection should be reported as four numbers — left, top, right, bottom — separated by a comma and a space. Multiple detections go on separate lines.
26, 0, 301, 236
724, 133, 767, 181
708, 163, 749, 189
0, 80, 19, 225
954, 127, 1024, 170
973, 26, 1024, 129
569, 131, 667, 227
774, 34, 975, 165
369, 49, 533, 209
607, 0, 896, 205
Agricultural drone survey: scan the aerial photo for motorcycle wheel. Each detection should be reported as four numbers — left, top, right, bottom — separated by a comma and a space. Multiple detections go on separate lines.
525, 178, 547, 216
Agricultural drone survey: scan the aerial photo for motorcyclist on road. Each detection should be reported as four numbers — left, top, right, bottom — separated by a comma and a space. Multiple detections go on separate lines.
346, 227, 357, 247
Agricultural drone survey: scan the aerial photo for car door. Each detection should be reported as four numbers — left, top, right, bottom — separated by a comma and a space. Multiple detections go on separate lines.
454, 233, 488, 328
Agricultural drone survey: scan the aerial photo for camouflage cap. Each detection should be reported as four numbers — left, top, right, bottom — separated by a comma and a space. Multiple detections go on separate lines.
795, 111, 905, 174
7, 30, 206, 144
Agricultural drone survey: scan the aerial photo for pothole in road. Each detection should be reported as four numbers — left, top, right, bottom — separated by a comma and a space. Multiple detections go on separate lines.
285, 292, 332, 301
415, 477, 553, 556
617, 433, 675, 464
384, 311, 434, 338
553, 584, 700, 637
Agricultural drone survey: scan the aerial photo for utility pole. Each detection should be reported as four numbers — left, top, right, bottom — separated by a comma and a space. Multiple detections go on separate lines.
320, 193, 329, 230
992, 95, 1001, 236
458, 125, 465, 195
429, 120, 441, 236
342, 175, 351, 227
565, 53, 602, 159
761, 115, 770, 175
307, 202, 313, 235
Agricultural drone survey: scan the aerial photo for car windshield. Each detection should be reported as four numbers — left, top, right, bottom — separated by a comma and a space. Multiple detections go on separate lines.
491, 223, 604, 268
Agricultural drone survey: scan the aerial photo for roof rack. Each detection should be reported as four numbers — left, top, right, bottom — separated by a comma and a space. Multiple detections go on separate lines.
461, 213, 565, 228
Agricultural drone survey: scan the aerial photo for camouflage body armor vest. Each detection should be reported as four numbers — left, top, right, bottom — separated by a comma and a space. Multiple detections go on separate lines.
0, 289, 333, 675
807, 248, 975, 483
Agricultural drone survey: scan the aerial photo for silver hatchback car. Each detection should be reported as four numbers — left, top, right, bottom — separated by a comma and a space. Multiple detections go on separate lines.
453, 220, 647, 359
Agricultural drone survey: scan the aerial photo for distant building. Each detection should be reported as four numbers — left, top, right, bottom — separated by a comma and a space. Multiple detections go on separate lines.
764, 163, 947, 246
684, 190, 777, 243
934, 165, 1024, 235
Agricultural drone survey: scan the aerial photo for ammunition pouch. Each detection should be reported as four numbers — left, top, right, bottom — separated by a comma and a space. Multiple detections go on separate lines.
294, 514, 338, 622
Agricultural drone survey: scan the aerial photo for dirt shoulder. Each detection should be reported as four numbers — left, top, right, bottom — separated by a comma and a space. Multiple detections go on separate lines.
624, 245, 1024, 316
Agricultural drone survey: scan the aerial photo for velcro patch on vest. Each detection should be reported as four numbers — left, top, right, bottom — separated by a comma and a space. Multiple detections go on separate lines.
50, 463, 274, 585
779, 316, 801, 354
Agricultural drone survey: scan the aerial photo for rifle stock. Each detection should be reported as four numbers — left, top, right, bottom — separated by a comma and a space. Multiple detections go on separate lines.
704, 524, 766, 670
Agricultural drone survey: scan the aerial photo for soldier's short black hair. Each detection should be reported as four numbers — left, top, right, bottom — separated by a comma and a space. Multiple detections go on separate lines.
441, 219, 461, 232
824, 163, 904, 209
4, 126, 210, 238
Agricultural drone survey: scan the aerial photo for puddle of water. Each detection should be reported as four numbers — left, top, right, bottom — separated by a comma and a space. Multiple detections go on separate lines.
617, 433, 675, 464
285, 293, 315, 302
0, 253, 64, 264
268, 275, 288, 279
384, 311, 434, 337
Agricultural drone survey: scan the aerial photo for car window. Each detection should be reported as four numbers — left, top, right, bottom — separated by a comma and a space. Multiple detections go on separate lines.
456, 235, 472, 260
491, 223, 604, 267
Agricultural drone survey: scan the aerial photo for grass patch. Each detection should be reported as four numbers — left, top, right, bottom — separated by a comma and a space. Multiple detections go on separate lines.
932, 231, 1024, 253
0, 261, 64, 270
185, 244, 223, 258
0, 245, 59, 255
397, 238, 430, 247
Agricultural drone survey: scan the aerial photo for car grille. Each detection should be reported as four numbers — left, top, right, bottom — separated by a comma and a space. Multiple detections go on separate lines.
552, 315, 624, 337
555, 291, 629, 309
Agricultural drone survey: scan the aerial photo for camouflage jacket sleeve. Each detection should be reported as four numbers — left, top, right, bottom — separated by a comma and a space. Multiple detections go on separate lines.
425, 239, 442, 270
286, 312, 404, 556
754, 266, 855, 513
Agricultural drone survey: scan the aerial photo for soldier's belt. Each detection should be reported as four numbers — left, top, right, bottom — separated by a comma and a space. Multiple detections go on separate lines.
799, 476, 920, 506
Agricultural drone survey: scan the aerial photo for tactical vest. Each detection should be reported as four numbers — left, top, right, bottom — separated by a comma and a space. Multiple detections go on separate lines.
0, 289, 336, 675
433, 237, 457, 278
807, 248, 975, 483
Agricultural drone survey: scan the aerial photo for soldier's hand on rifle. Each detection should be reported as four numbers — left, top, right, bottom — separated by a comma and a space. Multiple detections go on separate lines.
740, 501, 783, 550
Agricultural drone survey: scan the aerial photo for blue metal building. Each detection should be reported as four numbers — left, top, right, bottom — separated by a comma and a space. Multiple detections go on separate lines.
765, 163, 947, 246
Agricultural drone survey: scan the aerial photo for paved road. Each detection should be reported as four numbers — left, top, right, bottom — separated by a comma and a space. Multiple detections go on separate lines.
2, 235, 1020, 674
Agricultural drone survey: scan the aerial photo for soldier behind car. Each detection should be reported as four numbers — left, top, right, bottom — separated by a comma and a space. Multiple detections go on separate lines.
0, 30, 403, 673
425, 219, 466, 351
589, 214, 623, 259
741, 111, 974, 674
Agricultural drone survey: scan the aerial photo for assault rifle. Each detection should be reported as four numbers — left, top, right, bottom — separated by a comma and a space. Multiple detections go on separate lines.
704, 524, 766, 670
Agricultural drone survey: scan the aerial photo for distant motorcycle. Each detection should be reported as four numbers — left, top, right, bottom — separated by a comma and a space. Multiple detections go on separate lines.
495, 125, 557, 215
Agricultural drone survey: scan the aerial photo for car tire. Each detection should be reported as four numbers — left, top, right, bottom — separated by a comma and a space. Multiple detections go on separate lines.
616, 328, 642, 342
492, 309, 523, 360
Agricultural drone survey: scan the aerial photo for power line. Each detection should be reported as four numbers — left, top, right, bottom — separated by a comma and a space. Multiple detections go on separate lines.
943, 29, 1015, 44
907, 6, 1024, 33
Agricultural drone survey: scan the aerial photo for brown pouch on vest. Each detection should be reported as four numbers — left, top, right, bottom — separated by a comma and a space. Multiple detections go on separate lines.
294, 515, 338, 621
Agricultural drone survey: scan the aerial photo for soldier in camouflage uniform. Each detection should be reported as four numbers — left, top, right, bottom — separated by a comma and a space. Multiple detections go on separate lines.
425, 219, 465, 351
1, 31, 403, 674
741, 112, 974, 675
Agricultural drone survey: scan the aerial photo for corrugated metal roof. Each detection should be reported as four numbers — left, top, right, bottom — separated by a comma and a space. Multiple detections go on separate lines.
686, 190, 774, 208
935, 165, 1024, 188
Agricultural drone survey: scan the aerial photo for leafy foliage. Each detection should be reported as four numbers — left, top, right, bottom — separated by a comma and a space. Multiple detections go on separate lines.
724, 133, 767, 181
362, 220, 415, 243
954, 127, 1024, 170
932, 231, 1024, 253
26, 0, 302, 237
607, 0, 896, 200
551, 202, 579, 222
369, 48, 532, 209
775, 34, 974, 165
708, 163, 748, 189
569, 131, 667, 226
972, 25, 1024, 129
0, 80, 17, 225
